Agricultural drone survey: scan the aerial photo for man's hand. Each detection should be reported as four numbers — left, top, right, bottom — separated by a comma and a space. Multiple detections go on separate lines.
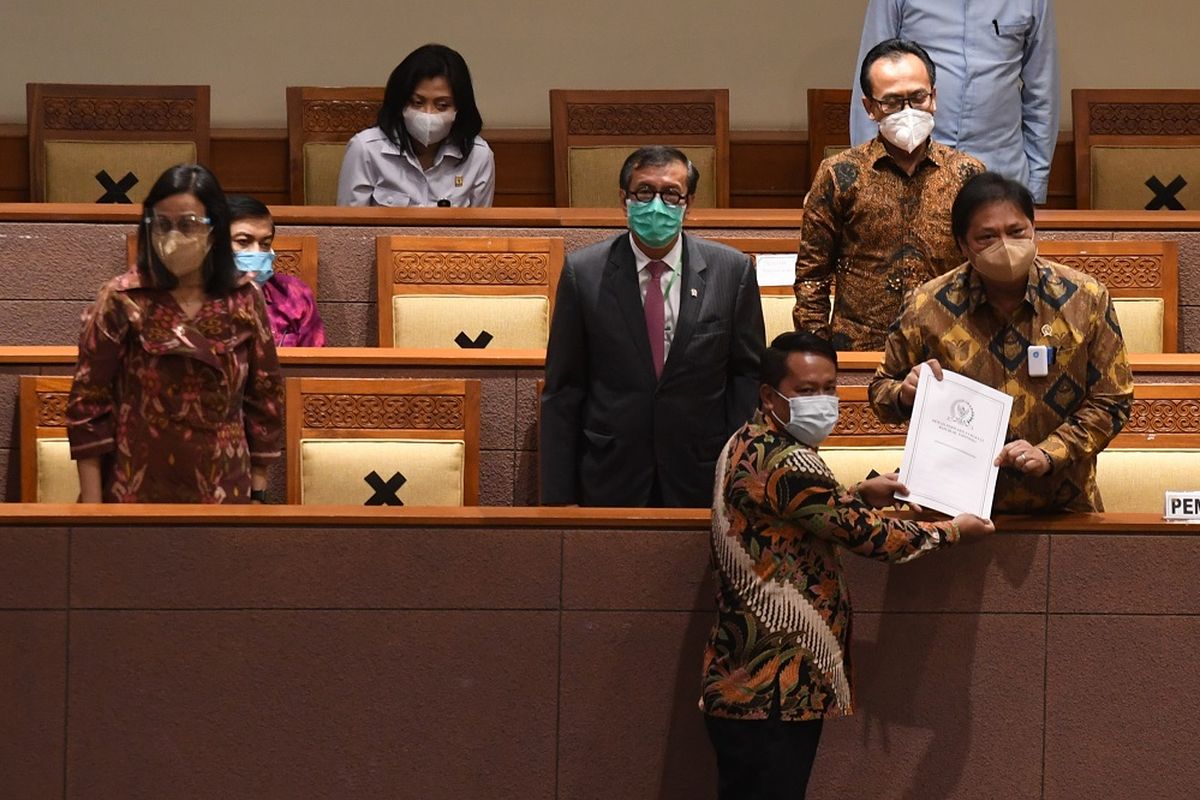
898, 358, 944, 410
994, 440, 1052, 476
951, 514, 996, 542
855, 471, 908, 509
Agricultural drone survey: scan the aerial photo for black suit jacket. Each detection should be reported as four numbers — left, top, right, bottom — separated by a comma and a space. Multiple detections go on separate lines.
540, 233, 765, 507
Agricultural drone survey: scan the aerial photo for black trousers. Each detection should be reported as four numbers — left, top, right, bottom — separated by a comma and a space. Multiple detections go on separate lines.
704, 713, 824, 800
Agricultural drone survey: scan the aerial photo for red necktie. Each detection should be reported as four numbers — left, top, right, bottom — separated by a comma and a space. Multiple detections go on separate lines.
644, 260, 668, 378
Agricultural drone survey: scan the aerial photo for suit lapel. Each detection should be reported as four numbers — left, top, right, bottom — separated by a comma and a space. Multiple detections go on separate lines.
602, 235, 657, 380
661, 234, 707, 380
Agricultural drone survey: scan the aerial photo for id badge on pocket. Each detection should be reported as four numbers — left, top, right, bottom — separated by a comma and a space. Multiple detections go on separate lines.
1027, 345, 1056, 377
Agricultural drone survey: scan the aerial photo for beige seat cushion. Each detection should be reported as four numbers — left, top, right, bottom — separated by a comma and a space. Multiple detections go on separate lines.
43, 140, 197, 203
299, 439, 465, 506
568, 145, 717, 207
37, 438, 80, 503
819, 446, 905, 490
1111, 298, 1164, 353
761, 295, 796, 344
303, 142, 348, 206
1090, 146, 1200, 210
1097, 449, 1200, 513
392, 294, 549, 349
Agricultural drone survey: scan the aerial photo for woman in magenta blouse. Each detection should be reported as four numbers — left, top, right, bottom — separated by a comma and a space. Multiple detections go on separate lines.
226, 195, 326, 347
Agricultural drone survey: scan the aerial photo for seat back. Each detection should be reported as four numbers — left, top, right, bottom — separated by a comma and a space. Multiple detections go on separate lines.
27, 83, 210, 203
1103, 384, 1200, 511
1037, 240, 1179, 352
807, 89, 853, 187
1072, 89, 1200, 210
549, 89, 730, 208
708, 237, 803, 345
823, 385, 1200, 514
286, 377, 480, 506
376, 236, 563, 349
819, 385, 908, 488
19, 375, 79, 502
286, 86, 384, 205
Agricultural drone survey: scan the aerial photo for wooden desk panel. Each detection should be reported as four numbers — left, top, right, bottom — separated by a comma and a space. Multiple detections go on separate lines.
0, 510, 1197, 799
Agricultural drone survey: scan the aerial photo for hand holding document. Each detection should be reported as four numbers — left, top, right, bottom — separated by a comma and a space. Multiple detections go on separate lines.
895, 364, 1013, 519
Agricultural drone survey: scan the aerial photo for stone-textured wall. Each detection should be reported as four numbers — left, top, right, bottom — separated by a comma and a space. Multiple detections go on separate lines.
0, 220, 1196, 349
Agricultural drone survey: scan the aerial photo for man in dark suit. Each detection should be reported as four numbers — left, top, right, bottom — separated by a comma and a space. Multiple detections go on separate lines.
540, 146, 766, 507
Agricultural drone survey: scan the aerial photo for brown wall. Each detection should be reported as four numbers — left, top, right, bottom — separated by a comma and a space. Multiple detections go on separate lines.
3, 513, 1198, 799
0, 125, 1080, 209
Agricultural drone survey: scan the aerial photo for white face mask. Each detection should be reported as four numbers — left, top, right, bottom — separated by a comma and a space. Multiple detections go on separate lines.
878, 107, 935, 153
773, 391, 840, 448
402, 107, 457, 147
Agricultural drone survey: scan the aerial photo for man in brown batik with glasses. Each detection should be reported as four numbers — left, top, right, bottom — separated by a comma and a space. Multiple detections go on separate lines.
793, 38, 985, 351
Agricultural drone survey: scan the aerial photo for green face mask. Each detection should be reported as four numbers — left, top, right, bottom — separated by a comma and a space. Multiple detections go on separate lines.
626, 197, 685, 249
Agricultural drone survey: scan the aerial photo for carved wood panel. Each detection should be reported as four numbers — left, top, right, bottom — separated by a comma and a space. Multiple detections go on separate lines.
832, 400, 907, 437
1088, 103, 1200, 137
38, 392, 69, 426
565, 103, 716, 136
301, 101, 381, 134
301, 393, 464, 430
835, 397, 1200, 438
1124, 398, 1200, 434
1051, 255, 1163, 289
42, 98, 197, 132
273, 249, 302, 278
819, 103, 851, 137
391, 252, 549, 285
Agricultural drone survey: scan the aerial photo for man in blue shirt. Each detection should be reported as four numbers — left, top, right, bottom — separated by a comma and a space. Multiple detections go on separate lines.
849, 0, 1059, 203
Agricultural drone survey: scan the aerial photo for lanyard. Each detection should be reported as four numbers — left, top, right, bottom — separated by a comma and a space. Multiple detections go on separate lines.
662, 261, 681, 298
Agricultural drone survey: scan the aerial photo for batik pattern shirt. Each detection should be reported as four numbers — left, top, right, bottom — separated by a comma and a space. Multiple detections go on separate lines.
701, 411, 959, 722
794, 139, 984, 350
67, 272, 284, 503
262, 273, 326, 347
869, 258, 1134, 513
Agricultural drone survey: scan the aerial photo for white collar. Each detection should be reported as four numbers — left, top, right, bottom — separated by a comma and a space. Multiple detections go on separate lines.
629, 233, 683, 273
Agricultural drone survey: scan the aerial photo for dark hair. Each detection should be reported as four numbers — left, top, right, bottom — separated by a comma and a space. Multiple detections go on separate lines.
619, 145, 700, 196
226, 194, 273, 228
377, 43, 483, 157
859, 38, 937, 98
137, 164, 238, 294
951, 172, 1036, 244
760, 331, 839, 389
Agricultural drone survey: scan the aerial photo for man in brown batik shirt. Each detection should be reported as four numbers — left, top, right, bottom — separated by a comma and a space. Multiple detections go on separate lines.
794, 38, 984, 350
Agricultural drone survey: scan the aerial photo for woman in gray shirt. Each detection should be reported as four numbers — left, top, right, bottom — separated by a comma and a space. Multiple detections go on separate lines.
337, 43, 495, 207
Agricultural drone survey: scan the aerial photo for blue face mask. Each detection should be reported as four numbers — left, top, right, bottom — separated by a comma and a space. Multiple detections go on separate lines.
626, 197, 685, 249
234, 250, 275, 285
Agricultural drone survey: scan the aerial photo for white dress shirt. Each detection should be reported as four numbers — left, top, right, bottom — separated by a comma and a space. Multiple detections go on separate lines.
336, 126, 496, 207
630, 233, 683, 360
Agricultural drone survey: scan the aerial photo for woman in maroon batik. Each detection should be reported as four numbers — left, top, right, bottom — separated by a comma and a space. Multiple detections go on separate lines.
67, 164, 284, 504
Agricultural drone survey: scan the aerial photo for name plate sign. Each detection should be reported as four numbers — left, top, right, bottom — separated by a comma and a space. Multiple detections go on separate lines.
1164, 491, 1200, 521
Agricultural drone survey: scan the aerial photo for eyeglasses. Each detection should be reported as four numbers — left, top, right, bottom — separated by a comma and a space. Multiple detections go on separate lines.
146, 213, 212, 236
870, 89, 933, 115
625, 187, 688, 207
